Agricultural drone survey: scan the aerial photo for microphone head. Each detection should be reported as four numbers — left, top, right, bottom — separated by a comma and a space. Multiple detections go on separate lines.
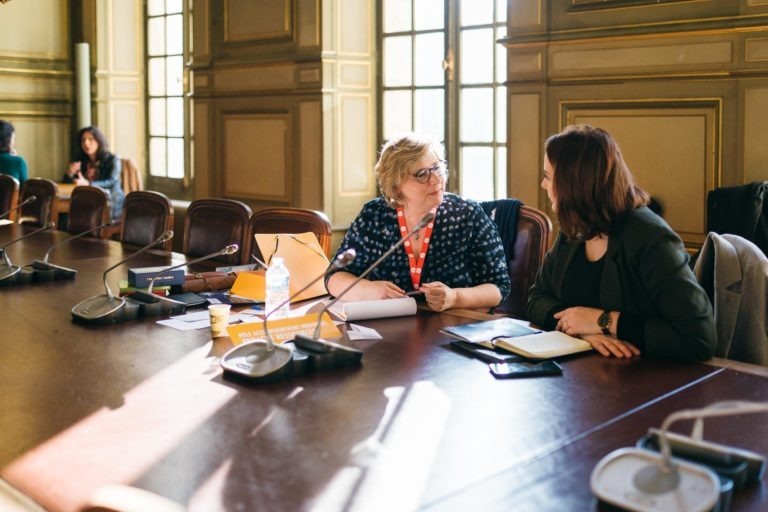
333, 248, 357, 269
44, 221, 55, 229
223, 244, 239, 255
161, 230, 174, 242
25, 195, 37, 203
104, 219, 116, 227
415, 212, 436, 230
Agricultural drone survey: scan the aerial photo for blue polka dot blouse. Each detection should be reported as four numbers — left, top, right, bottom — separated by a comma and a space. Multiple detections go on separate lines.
328, 193, 511, 304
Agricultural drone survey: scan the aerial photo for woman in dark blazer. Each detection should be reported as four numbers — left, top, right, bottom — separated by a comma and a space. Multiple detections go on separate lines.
528, 125, 716, 361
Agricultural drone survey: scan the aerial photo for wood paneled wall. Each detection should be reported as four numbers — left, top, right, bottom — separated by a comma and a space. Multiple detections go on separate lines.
191, 0, 376, 229
504, 0, 768, 250
0, 0, 72, 182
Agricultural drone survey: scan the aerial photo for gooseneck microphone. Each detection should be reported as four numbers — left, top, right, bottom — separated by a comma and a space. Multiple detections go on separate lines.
591, 400, 768, 512
71, 230, 174, 324
39, 219, 116, 265
30, 219, 117, 280
0, 194, 36, 220
130, 243, 239, 316
0, 221, 55, 282
309, 211, 435, 340
639, 400, 768, 493
220, 248, 357, 381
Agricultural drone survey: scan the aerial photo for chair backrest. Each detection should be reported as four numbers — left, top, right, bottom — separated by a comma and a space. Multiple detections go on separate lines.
484, 201, 552, 320
18, 178, 57, 228
706, 181, 768, 257
0, 174, 20, 221
694, 231, 768, 365
120, 158, 144, 195
249, 207, 333, 262
68, 185, 110, 236
183, 198, 253, 264
120, 190, 174, 251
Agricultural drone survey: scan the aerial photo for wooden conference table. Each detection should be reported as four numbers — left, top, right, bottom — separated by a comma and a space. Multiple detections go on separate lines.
1, 224, 766, 511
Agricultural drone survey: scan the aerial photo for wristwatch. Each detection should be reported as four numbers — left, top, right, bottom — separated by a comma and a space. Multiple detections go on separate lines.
597, 310, 612, 336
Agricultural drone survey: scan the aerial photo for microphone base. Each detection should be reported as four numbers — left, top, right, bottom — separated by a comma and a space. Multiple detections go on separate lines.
293, 334, 363, 368
220, 340, 294, 382
129, 290, 187, 317
220, 336, 364, 384
72, 295, 139, 325
0, 264, 22, 286
30, 260, 77, 282
591, 447, 721, 512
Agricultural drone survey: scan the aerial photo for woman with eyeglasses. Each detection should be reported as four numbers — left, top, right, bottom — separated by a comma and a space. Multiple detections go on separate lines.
326, 132, 510, 311
528, 125, 716, 361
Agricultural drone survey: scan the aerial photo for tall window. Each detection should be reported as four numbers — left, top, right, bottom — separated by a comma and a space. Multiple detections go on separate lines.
146, 0, 186, 184
380, 0, 507, 201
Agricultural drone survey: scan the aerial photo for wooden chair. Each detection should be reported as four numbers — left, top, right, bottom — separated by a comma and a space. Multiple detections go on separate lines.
18, 178, 57, 228
183, 198, 253, 265
68, 185, 110, 236
0, 174, 20, 221
119, 190, 174, 251
120, 158, 143, 195
249, 207, 333, 262
483, 201, 552, 320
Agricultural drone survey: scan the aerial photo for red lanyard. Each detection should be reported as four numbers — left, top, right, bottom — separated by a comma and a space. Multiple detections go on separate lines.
396, 207, 436, 290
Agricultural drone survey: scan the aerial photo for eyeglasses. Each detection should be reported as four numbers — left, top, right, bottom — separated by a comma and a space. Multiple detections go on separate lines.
410, 160, 448, 184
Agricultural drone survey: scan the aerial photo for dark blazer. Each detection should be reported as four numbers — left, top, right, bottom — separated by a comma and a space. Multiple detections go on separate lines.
528, 207, 716, 362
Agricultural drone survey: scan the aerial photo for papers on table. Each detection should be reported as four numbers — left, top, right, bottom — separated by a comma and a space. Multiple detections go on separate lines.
328, 297, 417, 321
346, 324, 383, 341
157, 310, 244, 331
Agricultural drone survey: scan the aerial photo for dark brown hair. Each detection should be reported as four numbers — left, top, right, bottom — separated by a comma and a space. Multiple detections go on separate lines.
74, 125, 111, 164
0, 120, 14, 153
545, 124, 649, 240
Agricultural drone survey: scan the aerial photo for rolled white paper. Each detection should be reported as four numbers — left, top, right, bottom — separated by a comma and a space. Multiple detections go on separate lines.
329, 297, 417, 321
75, 42, 91, 128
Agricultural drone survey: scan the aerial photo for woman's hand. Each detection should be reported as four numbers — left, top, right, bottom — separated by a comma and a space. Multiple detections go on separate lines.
554, 306, 604, 336
364, 280, 406, 299
73, 172, 89, 186
420, 281, 457, 311
581, 334, 640, 359
68, 161, 81, 177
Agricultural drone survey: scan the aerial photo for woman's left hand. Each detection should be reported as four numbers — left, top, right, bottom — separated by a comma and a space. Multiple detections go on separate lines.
554, 306, 604, 336
581, 334, 640, 359
420, 281, 457, 311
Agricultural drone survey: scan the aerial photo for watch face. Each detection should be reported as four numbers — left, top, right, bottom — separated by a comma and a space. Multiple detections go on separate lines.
598, 311, 610, 328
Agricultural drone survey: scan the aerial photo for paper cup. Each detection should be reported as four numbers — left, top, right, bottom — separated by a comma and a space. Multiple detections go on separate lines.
208, 304, 231, 338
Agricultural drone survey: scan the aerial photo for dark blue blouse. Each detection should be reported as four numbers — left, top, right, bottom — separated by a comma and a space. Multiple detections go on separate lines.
328, 194, 511, 304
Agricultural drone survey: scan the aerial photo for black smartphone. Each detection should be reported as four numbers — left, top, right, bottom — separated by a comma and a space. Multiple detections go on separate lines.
450, 340, 522, 364
489, 360, 563, 379
167, 292, 207, 308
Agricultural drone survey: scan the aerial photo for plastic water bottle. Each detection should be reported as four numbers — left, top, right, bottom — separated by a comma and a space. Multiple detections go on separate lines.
265, 257, 290, 318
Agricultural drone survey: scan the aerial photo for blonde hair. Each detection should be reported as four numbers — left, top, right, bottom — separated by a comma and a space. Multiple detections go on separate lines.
376, 133, 445, 207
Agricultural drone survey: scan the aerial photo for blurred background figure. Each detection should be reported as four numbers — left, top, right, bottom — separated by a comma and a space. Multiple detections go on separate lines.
63, 125, 124, 220
0, 119, 28, 184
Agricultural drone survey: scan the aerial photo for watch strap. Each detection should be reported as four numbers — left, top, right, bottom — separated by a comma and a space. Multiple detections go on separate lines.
598, 310, 612, 336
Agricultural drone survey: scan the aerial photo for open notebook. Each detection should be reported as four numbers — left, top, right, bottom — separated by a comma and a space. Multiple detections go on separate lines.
442, 317, 593, 359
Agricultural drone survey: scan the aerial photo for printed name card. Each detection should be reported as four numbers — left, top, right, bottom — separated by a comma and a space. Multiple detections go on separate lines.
226, 312, 340, 345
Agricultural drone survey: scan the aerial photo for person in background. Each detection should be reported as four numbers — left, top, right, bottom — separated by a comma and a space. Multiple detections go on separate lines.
528, 124, 716, 361
326, 132, 510, 311
0, 120, 29, 184
63, 125, 124, 220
